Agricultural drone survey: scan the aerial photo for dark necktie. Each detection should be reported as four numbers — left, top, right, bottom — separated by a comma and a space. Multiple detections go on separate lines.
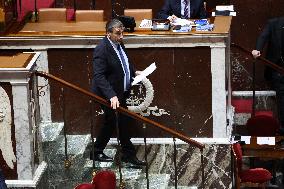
117, 44, 130, 90
183, 0, 189, 19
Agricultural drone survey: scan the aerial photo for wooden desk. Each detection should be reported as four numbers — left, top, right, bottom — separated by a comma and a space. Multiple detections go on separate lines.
242, 137, 284, 158
0, 53, 34, 68
17, 16, 232, 36
0, 16, 232, 139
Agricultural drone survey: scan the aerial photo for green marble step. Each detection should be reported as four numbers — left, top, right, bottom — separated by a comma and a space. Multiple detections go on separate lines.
40, 122, 64, 142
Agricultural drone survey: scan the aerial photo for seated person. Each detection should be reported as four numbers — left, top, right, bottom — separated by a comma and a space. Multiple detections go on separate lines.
157, 0, 207, 21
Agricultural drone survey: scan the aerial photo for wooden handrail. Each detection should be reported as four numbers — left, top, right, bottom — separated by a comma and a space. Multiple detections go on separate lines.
35, 71, 205, 149
231, 43, 284, 75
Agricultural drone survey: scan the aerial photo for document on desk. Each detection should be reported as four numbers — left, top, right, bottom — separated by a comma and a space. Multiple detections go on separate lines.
172, 18, 193, 26
132, 62, 156, 86
257, 137, 275, 145
139, 19, 152, 28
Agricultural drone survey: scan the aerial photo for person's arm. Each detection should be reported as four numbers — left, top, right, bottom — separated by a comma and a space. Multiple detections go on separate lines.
93, 46, 118, 108
252, 20, 271, 58
157, 0, 172, 20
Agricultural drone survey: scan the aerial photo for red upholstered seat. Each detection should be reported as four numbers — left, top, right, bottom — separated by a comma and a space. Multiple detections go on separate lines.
232, 99, 253, 113
74, 183, 95, 189
246, 114, 280, 136
92, 170, 116, 189
67, 8, 75, 21
232, 143, 272, 189
241, 168, 272, 183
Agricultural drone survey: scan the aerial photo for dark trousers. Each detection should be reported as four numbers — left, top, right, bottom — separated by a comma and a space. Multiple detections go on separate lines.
94, 101, 136, 157
271, 72, 284, 127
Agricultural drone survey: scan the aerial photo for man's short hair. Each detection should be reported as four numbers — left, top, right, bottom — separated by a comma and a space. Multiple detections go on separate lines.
106, 19, 124, 33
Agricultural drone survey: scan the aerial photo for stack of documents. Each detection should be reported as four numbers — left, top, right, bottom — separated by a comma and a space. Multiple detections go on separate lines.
212, 5, 236, 16
139, 19, 152, 29
172, 18, 194, 26
196, 24, 214, 31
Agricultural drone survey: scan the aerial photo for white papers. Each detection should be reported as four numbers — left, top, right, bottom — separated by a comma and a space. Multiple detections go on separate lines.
132, 62, 156, 86
216, 5, 234, 11
257, 137, 275, 145
139, 19, 152, 28
212, 12, 236, 16
241, 136, 251, 144
172, 18, 194, 26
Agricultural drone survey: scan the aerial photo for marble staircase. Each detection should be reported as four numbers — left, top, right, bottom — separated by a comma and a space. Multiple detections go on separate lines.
40, 123, 187, 189
40, 122, 231, 189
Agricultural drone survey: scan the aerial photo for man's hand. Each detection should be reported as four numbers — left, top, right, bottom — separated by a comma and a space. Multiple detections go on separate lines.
135, 71, 142, 76
252, 50, 261, 59
110, 96, 119, 109
167, 15, 178, 22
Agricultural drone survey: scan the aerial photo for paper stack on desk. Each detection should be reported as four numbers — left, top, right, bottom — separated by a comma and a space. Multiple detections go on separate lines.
139, 19, 152, 29
257, 137, 275, 145
212, 5, 236, 16
172, 18, 194, 26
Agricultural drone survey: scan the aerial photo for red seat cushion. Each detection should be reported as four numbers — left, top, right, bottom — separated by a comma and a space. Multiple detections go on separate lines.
233, 143, 243, 172
67, 8, 75, 21
246, 115, 280, 136
232, 99, 252, 113
74, 183, 95, 189
92, 170, 116, 189
240, 168, 272, 183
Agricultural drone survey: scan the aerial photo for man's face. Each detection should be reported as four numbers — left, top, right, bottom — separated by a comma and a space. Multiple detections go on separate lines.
108, 27, 124, 44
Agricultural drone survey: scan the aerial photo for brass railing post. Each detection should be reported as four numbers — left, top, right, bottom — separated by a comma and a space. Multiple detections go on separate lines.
143, 123, 149, 189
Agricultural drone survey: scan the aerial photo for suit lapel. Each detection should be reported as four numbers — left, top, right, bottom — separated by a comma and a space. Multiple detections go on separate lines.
175, 0, 181, 17
104, 37, 121, 65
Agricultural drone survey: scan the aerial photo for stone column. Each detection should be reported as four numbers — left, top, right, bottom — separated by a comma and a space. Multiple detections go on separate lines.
211, 46, 227, 138
35, 50, 52, 123
11, 82, 34, 179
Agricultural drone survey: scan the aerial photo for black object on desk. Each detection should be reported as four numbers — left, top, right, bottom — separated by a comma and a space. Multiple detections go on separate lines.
118, 15, 136, 32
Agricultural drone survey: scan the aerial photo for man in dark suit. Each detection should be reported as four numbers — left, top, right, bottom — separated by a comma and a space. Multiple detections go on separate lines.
92, 19, 145, 166
252, 16, 284, 128
157, 0, 207, 21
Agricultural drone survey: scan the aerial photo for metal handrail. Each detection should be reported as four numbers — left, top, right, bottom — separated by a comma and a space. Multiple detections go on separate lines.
231, 43, 284, 75
35, 70, 205, 149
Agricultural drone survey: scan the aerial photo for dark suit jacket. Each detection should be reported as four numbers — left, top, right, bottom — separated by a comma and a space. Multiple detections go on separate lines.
92, 37, 135, 101
157, 0, 207, 19
256, 17, 284, 64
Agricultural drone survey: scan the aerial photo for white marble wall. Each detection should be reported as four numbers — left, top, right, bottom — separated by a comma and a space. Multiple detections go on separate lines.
35, 50, 52, 123
211, 46, 228, 138
11, 83, 34, 179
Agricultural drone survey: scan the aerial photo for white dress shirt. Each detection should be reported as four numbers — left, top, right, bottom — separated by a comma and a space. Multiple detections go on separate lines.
107, 37, 130, 91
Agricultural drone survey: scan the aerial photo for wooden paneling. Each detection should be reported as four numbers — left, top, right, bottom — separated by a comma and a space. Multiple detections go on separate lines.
48, 47, 212, 137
